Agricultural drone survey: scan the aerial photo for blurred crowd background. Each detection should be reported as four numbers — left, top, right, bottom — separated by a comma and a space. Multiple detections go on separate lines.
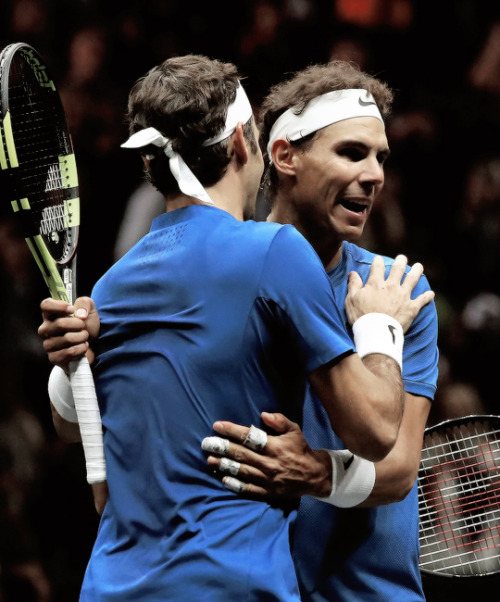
1, 0, 500, 599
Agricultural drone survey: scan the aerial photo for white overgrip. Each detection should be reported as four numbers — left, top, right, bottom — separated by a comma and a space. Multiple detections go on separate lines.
69, 356, 107, 484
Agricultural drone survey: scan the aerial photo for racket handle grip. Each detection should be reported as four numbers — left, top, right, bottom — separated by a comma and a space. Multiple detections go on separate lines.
69, 357, 107, 484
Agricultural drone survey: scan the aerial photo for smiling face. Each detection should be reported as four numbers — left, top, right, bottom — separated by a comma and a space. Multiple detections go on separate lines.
272, 116, 389, 269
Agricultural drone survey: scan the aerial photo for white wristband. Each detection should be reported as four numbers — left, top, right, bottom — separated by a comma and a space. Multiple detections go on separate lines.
313, 449, 375, 507
48, 366, 78, 423
352, 312, 403, 371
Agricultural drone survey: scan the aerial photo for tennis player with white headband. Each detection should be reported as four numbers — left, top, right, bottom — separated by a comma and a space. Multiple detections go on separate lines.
120, 81, 253, 206
266, 88, 384, 160
202, 60, 439, 602
39, 55, 434, 601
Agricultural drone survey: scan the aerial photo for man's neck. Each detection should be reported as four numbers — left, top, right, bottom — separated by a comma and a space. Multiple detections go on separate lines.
268, 206, 343, 271
164, 177, 246, 221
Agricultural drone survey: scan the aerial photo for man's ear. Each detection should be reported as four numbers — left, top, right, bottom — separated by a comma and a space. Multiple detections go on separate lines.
232, 122, 249, 165
271, 139, 296, 176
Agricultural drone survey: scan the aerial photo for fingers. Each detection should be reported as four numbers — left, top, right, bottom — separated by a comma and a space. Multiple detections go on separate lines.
212, 420, 258, 445
412, 289, 436, 312
401, 261, 424, 292
43, 338, 90, 366
202, 422, 278, 498
38, 312, 89, 340
202, 415, 315, 500
40, 298, 73, 320
203, 435, 273, 498
202, 436, 268, 471
347, 269, 363, 296
39, 298, 90, 366
261, 412, 301, 435
385, 254, 408, 284
222, 477, 268, 498
365, 255, 387, 283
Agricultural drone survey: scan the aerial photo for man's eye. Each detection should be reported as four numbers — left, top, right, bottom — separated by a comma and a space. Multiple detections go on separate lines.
341, 148, 364, 161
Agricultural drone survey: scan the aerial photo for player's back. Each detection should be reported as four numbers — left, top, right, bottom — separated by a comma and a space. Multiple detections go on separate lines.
81, 205, 351, 601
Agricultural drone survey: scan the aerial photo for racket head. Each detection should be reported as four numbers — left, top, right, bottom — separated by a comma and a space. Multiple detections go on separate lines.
0, 42, 80, 302
418, 414, 500, 579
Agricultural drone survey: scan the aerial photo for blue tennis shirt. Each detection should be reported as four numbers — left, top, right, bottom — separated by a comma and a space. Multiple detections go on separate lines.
81, 205, 354, 601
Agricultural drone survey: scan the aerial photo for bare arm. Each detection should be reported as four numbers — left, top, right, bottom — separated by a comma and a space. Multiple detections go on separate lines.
309, 353, 404, 461
360, 392, 430, 506
202, 393, 430, 505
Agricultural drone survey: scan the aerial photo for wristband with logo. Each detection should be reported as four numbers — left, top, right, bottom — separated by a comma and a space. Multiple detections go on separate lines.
313, 449, 375, 508
352, 312, 403, 371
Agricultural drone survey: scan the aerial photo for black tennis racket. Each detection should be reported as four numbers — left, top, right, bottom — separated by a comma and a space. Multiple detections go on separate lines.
418, 415, 500, 578
0, 42, 106, 485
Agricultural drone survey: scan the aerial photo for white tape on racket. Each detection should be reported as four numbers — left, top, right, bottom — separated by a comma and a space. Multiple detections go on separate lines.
69, 357, 106, 484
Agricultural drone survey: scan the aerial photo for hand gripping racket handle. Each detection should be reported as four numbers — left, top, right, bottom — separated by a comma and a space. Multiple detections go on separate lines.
68, 356, 106, 484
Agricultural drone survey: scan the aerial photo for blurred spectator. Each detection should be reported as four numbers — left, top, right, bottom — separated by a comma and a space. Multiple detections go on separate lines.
427, 355, 486, 427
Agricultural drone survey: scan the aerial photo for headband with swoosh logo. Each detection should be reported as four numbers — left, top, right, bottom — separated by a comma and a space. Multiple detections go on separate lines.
267, 88, 384, 160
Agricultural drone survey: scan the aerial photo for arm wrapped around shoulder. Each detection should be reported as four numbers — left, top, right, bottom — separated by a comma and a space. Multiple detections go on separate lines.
313, 449, 375, 507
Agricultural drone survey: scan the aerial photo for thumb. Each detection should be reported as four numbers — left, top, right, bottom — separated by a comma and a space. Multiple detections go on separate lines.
261, 412, 300, 435
74, 296, 100, 339
73, 296, 94, 319
347, 270, 363, 294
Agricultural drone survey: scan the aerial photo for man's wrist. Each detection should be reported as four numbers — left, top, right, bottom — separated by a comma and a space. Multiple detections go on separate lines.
309, 449, 334, 498
312, 449, 376, 507
352, 312, 404, 371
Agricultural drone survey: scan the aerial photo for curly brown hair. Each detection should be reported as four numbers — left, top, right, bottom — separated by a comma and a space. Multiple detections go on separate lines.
126, 54, 258, 195
257, 60, 394, 202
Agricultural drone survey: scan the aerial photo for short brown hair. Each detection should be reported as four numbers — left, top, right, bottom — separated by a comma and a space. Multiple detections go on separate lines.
258, 60, 394, 201
126, 54, 257, 195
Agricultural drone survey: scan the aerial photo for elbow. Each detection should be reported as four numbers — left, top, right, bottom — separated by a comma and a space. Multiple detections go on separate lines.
394, 475, 416, 502
381, 466, 418, 503
366, 429, 399, 463
346, 425, 398, 463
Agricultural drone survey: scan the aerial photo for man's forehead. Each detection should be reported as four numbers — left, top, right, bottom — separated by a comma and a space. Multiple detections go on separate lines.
318, 117, 389, 147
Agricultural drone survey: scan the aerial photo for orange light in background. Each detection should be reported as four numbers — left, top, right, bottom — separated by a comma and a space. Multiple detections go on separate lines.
335, 0, 413, 29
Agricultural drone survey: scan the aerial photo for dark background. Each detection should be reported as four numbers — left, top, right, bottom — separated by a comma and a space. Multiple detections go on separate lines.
1, 1, 500, 599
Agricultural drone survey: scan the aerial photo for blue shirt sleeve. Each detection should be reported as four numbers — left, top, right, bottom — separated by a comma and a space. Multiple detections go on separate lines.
258, 225, 354, 373
402, 273, 439, 400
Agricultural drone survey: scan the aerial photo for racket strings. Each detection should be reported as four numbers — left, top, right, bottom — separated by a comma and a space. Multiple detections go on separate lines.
9, 65, 67, 201
418, 420, 500, 575
6, 57, 77, 262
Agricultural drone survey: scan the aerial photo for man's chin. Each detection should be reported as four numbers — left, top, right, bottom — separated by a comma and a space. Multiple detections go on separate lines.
340, 225, 365, 243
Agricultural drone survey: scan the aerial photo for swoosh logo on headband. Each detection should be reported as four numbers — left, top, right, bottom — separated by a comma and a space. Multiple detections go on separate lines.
358, 97, 377, 107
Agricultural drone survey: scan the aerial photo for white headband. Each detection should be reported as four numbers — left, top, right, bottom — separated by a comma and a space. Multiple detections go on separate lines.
121, 82, 253, 205
267, 89, 384, 160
